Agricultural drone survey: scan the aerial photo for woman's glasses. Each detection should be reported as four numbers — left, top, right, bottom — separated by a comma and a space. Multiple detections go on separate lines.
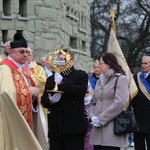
99, 61, 105, 65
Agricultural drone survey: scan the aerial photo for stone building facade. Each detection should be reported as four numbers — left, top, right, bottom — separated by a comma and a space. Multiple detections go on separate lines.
0, 0, 93, 72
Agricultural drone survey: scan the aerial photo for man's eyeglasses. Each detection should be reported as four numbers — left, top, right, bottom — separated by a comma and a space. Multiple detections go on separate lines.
13, 49, 30, 54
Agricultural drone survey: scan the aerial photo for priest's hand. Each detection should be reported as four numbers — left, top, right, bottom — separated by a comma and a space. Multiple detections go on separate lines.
29, 87, 39, 98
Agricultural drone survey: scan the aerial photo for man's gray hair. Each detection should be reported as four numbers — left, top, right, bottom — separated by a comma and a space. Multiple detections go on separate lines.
28, 47, 34, 54
142, 56, 150, 59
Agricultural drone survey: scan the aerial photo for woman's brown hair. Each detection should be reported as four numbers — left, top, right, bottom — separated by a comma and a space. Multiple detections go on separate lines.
99, 52, 125, 75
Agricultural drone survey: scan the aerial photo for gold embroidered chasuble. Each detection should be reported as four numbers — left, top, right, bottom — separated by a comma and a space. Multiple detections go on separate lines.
2, 59, 34, 127
28, 61, 50, 150
0, 58, 42, 150
30, 61, 46, 98
29, 61, 48, 119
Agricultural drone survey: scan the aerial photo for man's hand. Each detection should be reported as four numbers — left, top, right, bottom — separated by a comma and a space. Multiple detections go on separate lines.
48, 93, 62, 104
24, 61, 29, 70
29, 87, 39, 98
54, 73, 63, 84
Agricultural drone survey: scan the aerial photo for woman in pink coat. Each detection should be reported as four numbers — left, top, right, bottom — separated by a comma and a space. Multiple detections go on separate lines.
88, 52, 129, 150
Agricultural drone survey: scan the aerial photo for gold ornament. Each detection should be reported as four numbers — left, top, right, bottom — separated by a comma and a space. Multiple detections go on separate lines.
47, 44, 71, 93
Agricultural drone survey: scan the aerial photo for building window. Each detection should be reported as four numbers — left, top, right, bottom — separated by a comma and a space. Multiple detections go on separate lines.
78, 14, 87, 34
82, 41, 86, 51
66, 5, 79, 21
70, 37, 77, 49
2, 30, 8, 43
3, 0, 11, 16
19, 0, 27, 17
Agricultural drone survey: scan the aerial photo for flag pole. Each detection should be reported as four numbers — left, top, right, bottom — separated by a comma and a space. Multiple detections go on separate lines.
109, 8, 116, 34
109, 9, 128, 150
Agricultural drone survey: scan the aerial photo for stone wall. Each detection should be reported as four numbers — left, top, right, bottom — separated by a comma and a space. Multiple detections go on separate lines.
0, 0, 93, 72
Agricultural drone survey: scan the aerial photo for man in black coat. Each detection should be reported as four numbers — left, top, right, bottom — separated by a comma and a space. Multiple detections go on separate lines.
132, 56, 150, 150
41, 49, 88, 150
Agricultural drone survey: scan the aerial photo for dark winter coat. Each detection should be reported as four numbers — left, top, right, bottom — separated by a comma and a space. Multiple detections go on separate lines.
132, 73, 150, 133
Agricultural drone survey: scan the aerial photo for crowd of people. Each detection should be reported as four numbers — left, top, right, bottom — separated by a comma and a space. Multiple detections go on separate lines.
0, 32, 150, 150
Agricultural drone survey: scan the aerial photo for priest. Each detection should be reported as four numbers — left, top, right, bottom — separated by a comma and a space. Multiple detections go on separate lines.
0, 32, 48, 150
